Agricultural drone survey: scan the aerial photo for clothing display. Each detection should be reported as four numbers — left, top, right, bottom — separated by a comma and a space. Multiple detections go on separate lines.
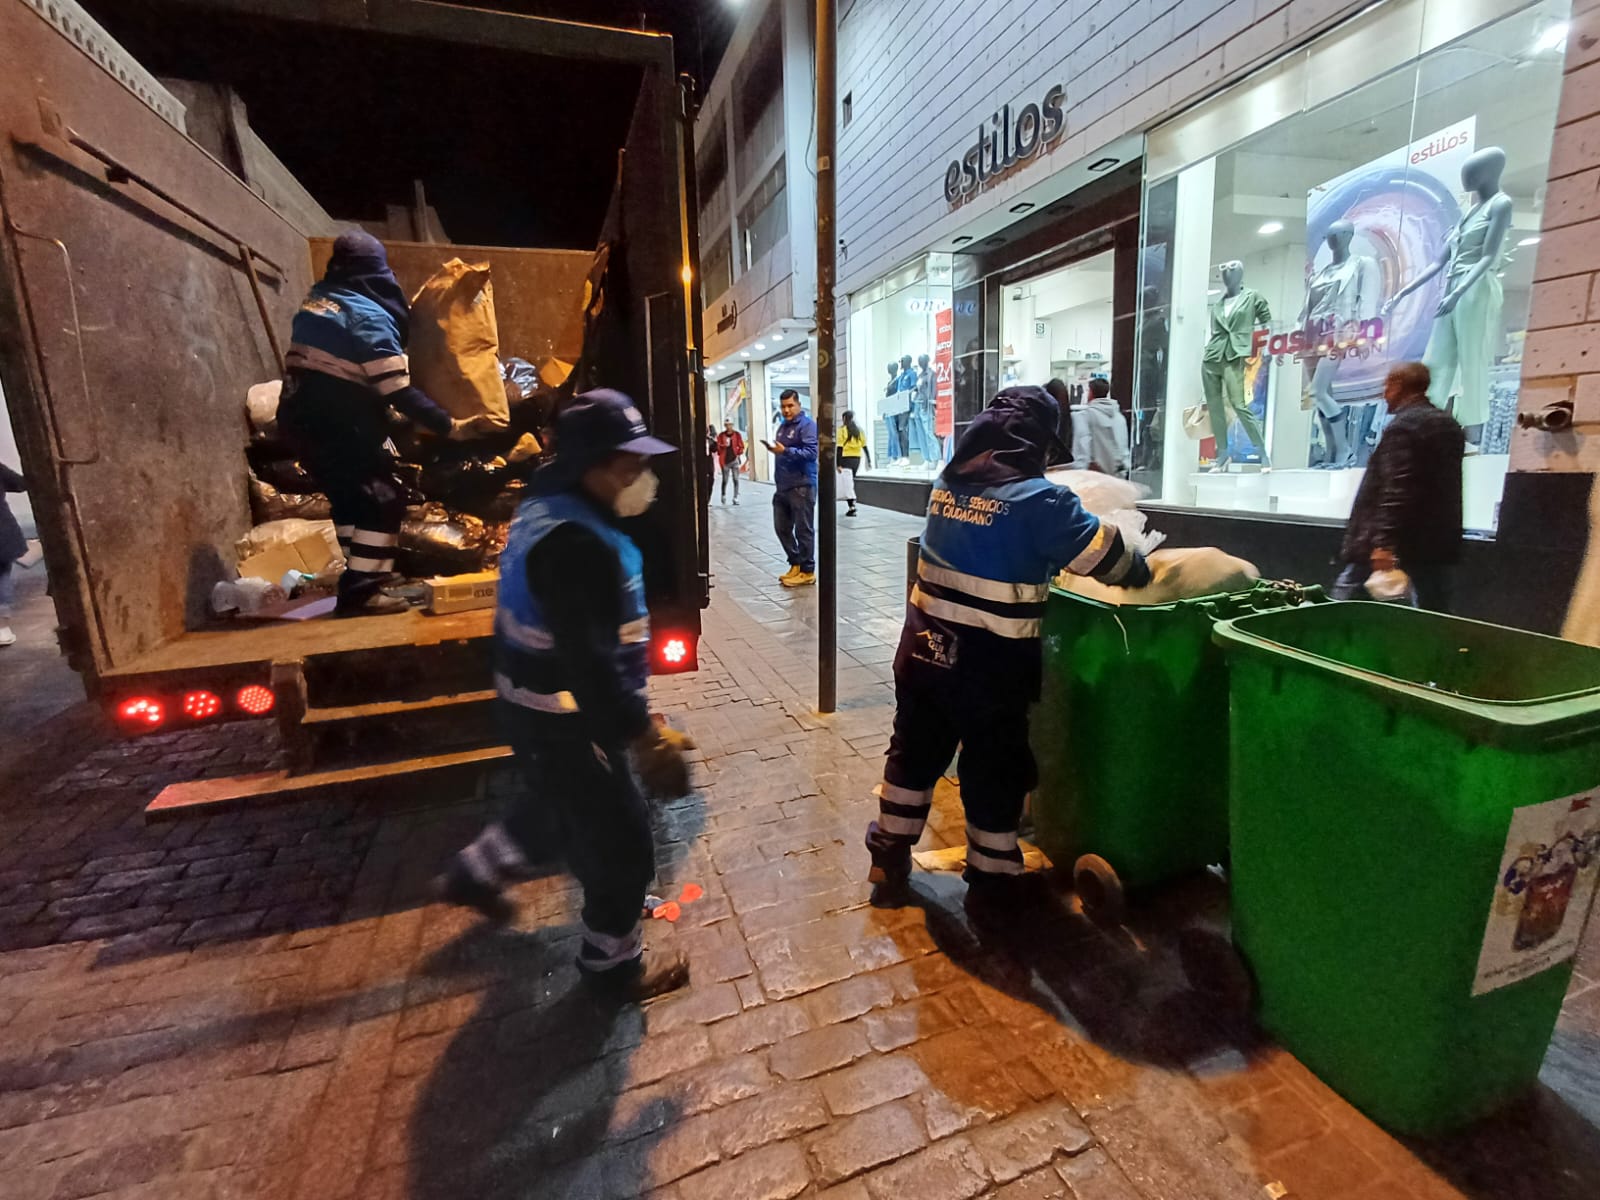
1424, 200, 1507, 428
1200, 277, 1272, 465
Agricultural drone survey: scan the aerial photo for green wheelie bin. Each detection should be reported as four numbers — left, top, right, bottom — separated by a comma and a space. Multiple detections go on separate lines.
1214, 601, 1600, 1134
1031, 580, 1322, 919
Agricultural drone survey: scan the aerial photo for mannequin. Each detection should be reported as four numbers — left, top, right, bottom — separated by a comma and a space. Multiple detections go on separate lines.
1201, 260, 1272, 471
891, 355, 918, 466
914, 353, 938, 463
1383, 147, 1513, 445
1300, 220, 1381, 468
882, 360, 906, 461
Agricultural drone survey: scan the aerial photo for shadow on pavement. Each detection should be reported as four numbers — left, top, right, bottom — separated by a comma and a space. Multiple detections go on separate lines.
405, 924, 680, 1200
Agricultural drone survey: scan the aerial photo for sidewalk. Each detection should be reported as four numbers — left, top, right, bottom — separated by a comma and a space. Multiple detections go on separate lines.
0, 485, 1594, 1199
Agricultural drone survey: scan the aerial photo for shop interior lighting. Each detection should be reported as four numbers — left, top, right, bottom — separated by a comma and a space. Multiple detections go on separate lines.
1010, 201, 1035, 213
1534, 23, 1568, 54
740, 351, 750, 357
755, 343, 766, 351
1518, 236, 1541, 247
1258, 221, 1284, 236
952, 235, 973, 246
1087, 157, 1119, 172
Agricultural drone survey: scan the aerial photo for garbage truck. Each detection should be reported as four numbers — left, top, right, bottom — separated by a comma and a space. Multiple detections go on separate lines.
0, 0, 710, 814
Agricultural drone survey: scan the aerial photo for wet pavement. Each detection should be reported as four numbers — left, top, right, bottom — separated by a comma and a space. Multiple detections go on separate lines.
0, 483, 1595, 1199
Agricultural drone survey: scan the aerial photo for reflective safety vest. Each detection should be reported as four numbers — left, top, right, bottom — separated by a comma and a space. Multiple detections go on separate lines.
494, 491, 650, 715
285, 284, 412, 397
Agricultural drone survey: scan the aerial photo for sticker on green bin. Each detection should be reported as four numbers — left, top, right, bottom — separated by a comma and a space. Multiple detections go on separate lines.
1472, 791, 1600, 997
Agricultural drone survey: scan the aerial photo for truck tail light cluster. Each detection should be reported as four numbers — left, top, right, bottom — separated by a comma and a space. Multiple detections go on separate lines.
112, 684, 275, 732
653, 632, 698, 674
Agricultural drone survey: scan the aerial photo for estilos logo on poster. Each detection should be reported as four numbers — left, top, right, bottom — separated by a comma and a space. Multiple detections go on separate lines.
944, 84, 1067, 203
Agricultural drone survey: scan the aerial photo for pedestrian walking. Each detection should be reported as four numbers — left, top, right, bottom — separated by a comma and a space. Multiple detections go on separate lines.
0, 461, 27, 648
763, 389, 818, 588
837, 409, 870, 518
864, 386, 1151, 912
277, 231, 481, 617
715, 419, 745, 505
1333, 362, 1464, 612
437, 390, 697, 1000
1070, 378, 1131, 476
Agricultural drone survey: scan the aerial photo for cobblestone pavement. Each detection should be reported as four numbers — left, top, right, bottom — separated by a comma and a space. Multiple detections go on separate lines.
0, 485, 1596, 1199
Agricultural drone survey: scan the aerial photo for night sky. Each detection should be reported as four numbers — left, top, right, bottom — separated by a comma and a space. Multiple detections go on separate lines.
82, 1, 735, 248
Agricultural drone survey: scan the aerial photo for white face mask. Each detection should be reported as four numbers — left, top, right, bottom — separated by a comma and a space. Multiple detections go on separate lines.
613, 467, 659, 518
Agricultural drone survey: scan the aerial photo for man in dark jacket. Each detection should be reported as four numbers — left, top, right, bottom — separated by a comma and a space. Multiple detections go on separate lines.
867, 387, 1151, 911
277, 231, 473, 617
438, 390, 696, 1000
1335, 361, 1464, 612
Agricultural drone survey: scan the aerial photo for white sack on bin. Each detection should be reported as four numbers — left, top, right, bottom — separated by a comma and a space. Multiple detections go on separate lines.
1043, 468, 1165, 556
1058, 546, 1260, 606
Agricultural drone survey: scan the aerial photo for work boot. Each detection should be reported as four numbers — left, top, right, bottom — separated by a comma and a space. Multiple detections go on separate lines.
782, 571, 817, 589
432, 863, 516, 924
779, 565, 801, 584
866, 825, 912, 907
335, 591, 411, 618
582, 949, 690, 1002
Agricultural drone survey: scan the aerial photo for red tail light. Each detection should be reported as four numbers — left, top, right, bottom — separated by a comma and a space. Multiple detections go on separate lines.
235, 685, 275, 715
653, 633, 697, 673
182, 690, 222, 720
118, 697, 165, 728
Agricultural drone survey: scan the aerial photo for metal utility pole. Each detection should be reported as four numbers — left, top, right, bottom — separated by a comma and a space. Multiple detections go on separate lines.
815, 0, 838, 713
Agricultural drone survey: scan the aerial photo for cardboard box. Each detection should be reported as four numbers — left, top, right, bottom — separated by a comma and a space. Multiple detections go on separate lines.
426, 571, 499, 615
237, 532, 336, 583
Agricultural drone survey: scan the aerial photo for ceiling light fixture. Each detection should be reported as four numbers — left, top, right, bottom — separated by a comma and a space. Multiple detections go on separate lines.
1009, 201, 1035, 214
1258, 221, 1284, 236
754, 343, 766, 351
1087, 157, 1118, 172
952, 235, 973, 246
1518, 236, 1542, 247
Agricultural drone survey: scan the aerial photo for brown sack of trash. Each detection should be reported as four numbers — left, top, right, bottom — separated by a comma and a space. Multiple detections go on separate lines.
409, 258, 510, 425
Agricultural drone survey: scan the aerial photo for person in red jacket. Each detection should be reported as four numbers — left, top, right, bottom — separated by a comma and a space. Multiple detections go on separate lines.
715, 419, 746, 505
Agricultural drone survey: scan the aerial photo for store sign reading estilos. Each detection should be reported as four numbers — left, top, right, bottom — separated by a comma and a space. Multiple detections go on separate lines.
944, 84, 1066, 204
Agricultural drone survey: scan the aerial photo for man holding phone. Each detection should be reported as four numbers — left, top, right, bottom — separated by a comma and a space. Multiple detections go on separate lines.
766, 389, 818, 588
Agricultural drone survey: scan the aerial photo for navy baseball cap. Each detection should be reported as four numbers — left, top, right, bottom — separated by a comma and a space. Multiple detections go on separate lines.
556, 389, 677, 464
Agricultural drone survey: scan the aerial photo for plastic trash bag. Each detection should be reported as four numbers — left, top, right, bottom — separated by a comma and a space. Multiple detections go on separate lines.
249, 474, 331, 523
501, 357, 539, 402
211, 577, 286, 617
246, 443, 318, 494
246, 380, 281, 434
398, 505, 492, 576
1364, 569, 1417, 604
1043, 467, 1165, 556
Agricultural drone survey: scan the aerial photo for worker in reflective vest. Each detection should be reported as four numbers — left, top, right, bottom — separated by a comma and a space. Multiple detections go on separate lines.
438, 390, 695, 1000
866, 386, 1151, 910
277, 231, 484, 616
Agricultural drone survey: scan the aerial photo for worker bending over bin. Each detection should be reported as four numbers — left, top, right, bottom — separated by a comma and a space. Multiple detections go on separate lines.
439, 391, 697, 1001
867, 386, 1152, 910
278, 231, 485, 616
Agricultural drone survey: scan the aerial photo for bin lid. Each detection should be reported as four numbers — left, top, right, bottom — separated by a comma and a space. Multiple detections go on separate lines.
1050, 578, 1322, 619
1214, 602, 1600, 746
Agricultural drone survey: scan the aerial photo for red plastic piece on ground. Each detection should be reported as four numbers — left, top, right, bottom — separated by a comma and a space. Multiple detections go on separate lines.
678, 883, 704, 904
651, 901, 682, 922
235, 684, 275, 715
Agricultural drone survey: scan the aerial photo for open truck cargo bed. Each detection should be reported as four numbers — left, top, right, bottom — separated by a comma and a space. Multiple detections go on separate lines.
0, 0, 709, 811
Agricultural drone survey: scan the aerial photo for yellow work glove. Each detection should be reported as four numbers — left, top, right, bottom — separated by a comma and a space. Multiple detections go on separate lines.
632, 724, 697, 800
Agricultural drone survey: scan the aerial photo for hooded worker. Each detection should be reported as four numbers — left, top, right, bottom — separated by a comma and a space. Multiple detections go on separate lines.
438, 389, 696, 1000
866, 385, 1151, 911
277, 231, 479, 616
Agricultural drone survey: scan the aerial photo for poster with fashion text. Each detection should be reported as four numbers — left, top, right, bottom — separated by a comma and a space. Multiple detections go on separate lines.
1304, 117, 1477, 403
934, 307, 955, 438
1471, 790, 1600, 997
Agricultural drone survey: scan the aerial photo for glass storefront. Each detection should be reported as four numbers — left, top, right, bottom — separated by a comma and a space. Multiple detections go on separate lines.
1134, 0, 1569, 529
1000, 251, 1115, 443
846, 254, 956, 480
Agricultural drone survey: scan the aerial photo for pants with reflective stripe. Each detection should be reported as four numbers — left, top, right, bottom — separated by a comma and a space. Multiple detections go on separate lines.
324, 471, 405, 607
867, 657, 1036, 881
457, 711, 655, 965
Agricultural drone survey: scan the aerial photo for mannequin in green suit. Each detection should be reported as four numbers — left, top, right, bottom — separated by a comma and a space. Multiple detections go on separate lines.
1201, 260, 1272, 471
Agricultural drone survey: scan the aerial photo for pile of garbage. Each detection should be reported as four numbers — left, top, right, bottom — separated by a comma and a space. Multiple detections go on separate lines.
1044, 469, 1261, 604
225, 257, 572, 618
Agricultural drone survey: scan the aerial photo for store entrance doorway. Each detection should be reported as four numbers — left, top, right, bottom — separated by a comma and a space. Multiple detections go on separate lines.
1000, 250, 1117, 464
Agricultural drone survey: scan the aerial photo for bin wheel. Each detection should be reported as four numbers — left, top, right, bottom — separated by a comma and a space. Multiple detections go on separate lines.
1178, 927, 1257, 1012
1073, 854, 1126, 924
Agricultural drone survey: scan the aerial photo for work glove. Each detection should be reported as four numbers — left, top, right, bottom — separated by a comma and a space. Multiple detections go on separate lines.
632, 723, 697, 800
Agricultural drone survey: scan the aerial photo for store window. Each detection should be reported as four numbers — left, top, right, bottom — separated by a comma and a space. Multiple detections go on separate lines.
1134, 0, 1569, 530
717, 372, 753, 479
847, 254, 956, 480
